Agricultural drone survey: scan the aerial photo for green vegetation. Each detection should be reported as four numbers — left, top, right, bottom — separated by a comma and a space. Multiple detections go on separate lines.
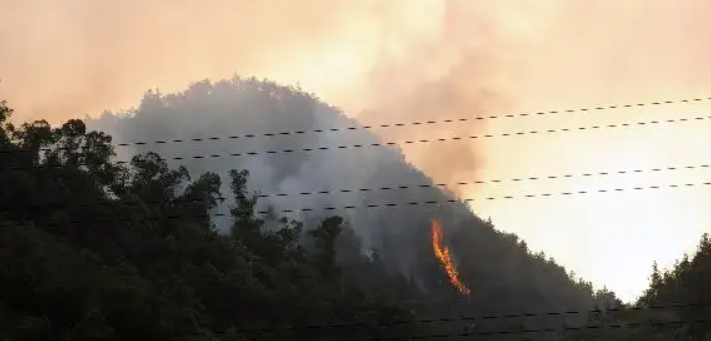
0, 99, 426, 340
1, 79, 710, 340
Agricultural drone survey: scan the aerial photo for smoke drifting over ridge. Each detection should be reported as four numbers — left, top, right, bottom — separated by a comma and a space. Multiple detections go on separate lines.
0, 0, 512, 187
85, 78, 478, 281
3, 0, 711, 189
4, 0, 711, 300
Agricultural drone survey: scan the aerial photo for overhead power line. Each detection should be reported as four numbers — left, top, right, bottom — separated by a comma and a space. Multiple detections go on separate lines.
2, 96, 709, 154
3, 161, 710, 212
213, 317, 711, 340
257, 162, 711, 198
2, 178, 709, 220
106, 96, 711, 148
234, 300, 711, 334
1, 114, 709, 170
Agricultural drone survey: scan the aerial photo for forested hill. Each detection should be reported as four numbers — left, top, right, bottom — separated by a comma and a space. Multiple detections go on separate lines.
88, 77, 601, 312
1, 77, 710, 340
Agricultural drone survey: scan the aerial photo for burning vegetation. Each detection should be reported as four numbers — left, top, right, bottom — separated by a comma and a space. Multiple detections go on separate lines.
430, 219, 470, 296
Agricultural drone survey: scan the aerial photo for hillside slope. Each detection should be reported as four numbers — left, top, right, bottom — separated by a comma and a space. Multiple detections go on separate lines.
4, 83, 710, 338
89, 77, 603, 318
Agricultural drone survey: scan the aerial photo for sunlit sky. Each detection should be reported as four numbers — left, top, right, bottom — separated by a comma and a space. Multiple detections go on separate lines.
2, 0, 711, 302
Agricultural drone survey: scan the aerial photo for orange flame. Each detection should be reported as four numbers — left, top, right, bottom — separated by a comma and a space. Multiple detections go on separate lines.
431, 219, 470, 295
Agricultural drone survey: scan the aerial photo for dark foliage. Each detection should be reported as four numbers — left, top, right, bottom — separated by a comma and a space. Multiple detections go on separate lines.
0, 100, 423, 340
2, 77, 710, 340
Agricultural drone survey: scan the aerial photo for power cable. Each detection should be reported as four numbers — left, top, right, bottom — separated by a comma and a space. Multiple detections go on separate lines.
1, 114, 709, 170
2, 178, 709, 223
2, 161, 710, 212
257, 162, 711, 198
235, 300, 711, 334
219, 317, 711, 340
93, 96, 711, 148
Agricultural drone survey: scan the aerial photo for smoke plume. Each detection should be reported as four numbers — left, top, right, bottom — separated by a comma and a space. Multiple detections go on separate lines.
3, 0, 711, 298
3, 0, 711, 191
0, 0, 508, 188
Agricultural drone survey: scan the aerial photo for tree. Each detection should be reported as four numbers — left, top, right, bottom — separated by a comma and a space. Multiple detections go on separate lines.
309, 216, 343, 282
0, 98, 423, 341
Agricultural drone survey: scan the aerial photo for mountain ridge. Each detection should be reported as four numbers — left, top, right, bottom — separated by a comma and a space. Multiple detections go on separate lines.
88, 76, 602, 314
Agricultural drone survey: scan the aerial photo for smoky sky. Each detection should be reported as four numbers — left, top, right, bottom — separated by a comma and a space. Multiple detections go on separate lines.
0, 0, 504, 187
4, 0, 711, 302
3, 0, 711, 190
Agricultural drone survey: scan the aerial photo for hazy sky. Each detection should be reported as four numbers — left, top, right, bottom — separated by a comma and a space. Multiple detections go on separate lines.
2, 0, 711, 302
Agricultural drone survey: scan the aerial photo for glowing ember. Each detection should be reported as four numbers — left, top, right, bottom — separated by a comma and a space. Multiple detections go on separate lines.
431, 219, 470, 295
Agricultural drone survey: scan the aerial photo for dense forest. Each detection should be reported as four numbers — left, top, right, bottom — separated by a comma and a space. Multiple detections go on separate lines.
1, 77, 711, 340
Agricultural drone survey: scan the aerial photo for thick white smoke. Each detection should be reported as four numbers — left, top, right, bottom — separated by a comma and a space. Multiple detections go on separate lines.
5, 0, 711, 300
88, 78, 458, 261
